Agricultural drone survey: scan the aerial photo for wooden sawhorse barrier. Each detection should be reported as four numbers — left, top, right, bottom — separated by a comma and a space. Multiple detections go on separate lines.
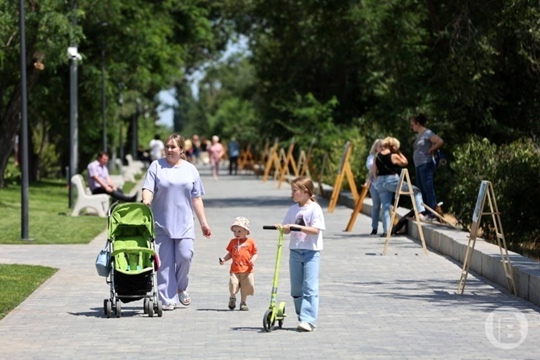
297, 138, 316, 178
262, 138, 280, 182
277, 138, 299, 188
345, 179, 371, 232
316, 154, 332, 199
238, 143, 255, 173
457, 180, 516, 295
328, 141, 359, 213
382, 168, 428, 256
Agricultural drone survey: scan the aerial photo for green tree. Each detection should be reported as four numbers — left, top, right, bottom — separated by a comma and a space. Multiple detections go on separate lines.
0, 0, 229, 187
0, 0, 75, 187
182, 53, 260, 142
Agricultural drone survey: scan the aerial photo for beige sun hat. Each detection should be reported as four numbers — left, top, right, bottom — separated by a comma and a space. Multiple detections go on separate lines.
230, 216, 250, 234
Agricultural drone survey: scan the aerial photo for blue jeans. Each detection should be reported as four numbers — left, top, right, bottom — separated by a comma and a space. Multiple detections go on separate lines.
415, 161, 437, 211
289, 249, 320, 326
369, 180, 381, 231
376, 174, 426, 234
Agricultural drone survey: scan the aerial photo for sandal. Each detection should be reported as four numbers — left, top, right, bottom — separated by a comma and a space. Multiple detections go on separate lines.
163, 303, 176, 311
178, 291, 191, 306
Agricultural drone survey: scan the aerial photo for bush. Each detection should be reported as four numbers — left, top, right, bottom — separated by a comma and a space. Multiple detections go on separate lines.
448, 137, 498, 223
449, 136, 540, 256
493, 139, 540, 253
275, 93, 368, 191
4, 158, 20, 186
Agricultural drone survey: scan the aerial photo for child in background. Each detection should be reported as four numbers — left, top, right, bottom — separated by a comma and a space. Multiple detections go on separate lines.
219, 217, 258, 311
277, 176, 326, 332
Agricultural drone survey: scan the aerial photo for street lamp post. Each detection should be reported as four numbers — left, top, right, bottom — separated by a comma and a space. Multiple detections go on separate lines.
100, 22, 108, 153
131, 98, 141, 158
101, 47, 107, 153
68, 0, 80, 209
18, 0, 31, 240
101, 48, 107, 152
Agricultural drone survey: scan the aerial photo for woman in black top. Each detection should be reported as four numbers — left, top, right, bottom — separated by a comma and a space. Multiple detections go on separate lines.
372, 137, 426, 236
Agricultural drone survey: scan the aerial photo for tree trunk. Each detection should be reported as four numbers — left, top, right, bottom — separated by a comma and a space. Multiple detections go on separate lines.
425, 0, 442, 34
0, 61, 44, 188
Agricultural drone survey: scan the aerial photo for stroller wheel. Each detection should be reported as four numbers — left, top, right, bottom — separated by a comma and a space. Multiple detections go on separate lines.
104, 299, 112, 318
156, 300, 163, 317
143, 298, 149, 314
147, 299, 154, 317
115, 301, 122, 318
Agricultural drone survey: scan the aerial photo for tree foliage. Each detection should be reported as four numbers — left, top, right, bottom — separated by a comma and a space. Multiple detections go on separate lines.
0, 0, 228, 187
176, 0, 540, 247
2, 0, 540, 249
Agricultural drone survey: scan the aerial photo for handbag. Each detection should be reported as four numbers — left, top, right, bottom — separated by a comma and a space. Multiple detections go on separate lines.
433, 149, 446, 168
95, 244, 111, 277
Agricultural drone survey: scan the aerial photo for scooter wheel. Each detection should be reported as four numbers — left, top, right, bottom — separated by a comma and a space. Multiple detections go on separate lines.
263, 309, 275, 332
278, 304, 285, 329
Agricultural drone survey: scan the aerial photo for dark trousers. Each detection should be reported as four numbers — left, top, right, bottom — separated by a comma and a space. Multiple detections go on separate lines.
92, 187, 134, 202
229, 156, 239, 175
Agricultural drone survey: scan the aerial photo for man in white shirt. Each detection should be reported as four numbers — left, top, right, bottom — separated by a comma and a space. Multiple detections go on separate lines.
149, 134, 165, 161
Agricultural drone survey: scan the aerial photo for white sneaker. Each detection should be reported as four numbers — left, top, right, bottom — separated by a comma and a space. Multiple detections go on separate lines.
297, 322, 315, 332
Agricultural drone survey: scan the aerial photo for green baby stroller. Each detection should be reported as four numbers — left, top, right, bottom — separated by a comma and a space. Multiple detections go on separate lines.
103, 202, 163, 318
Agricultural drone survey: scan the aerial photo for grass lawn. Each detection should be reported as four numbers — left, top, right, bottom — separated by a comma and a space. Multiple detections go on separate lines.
0, 179, 135, 244
0, 264, 57, 320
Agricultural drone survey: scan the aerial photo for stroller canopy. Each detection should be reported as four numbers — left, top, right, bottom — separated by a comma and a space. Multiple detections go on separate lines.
107, 202, 155, 241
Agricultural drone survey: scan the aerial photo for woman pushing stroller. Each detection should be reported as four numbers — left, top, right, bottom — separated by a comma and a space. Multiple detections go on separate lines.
141, 134, 212, 311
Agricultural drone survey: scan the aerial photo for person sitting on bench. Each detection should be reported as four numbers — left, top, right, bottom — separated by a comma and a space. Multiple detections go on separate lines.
88, 152, 137, 202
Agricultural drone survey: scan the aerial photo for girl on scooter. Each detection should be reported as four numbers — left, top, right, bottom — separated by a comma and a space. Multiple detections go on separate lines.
276, 176, 326, 332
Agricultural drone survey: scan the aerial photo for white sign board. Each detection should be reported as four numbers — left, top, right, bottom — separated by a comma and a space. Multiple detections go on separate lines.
472, 181, 488, 223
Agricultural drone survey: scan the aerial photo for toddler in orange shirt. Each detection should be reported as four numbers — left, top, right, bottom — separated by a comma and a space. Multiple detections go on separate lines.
219, 217, 258, 311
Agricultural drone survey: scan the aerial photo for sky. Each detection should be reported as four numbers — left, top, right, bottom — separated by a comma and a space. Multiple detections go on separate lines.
156, 36, 249, 128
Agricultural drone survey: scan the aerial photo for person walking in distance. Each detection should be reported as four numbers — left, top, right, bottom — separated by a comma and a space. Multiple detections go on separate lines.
149, 134, 165, 161
227, 137, 240, 175
208, 135, 225, 180
191, 134, 201, 164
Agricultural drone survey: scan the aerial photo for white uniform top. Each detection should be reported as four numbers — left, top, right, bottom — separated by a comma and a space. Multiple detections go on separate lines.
283, 201, 325, 251
142, 159, 205, 239
149, 139, 165, 161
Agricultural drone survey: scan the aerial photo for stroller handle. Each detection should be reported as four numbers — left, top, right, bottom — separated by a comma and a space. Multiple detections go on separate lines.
262, 225, 301, 231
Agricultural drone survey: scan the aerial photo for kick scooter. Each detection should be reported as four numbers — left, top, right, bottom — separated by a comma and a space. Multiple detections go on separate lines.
262, 225, 300, 332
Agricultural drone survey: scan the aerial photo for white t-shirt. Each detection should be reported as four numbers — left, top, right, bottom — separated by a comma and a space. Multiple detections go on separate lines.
282, 201, 325, 250
149, 139, 165, 161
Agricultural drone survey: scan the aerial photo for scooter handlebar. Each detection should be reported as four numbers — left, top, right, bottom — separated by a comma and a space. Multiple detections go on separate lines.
262, 225, 301, 231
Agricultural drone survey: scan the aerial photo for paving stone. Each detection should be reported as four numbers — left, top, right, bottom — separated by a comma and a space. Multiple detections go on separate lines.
1, 167, 539, 359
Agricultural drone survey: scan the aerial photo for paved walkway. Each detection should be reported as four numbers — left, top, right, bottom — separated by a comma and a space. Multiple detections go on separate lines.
1, 166, 539, 359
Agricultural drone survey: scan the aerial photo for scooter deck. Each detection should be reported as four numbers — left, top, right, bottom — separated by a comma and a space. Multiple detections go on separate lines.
421, 203, 462, 230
